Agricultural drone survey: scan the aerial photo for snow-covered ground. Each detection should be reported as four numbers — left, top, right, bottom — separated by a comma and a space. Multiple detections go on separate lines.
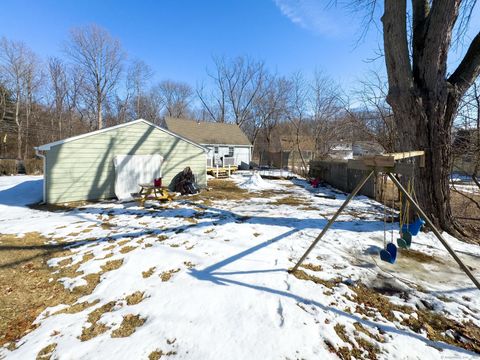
1, 174, 479, 359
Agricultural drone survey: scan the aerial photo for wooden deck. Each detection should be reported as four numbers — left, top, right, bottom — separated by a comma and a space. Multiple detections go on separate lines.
207, 165, 238, 178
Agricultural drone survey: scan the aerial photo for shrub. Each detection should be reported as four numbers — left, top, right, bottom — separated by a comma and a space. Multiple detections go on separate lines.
0, 159, 17, 175
24, 158, 43, 175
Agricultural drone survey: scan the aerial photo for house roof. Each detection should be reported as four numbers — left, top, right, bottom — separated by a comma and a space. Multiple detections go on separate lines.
164, 117, 252, 146
35, 119, 207, 152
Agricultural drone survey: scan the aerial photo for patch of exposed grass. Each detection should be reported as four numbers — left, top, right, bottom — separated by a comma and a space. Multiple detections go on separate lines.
352, 284, 480, 353
157, 235, 169, 242
148, 349, 177, 360
290, 269, 341, 289
36, 342, 57, 360
97, 252, 114, 260
79, 301, 116, 341
125, 291, 145, 305
111, 314, 146, 338
334, 323, 380, 360
142, 267, 156, 278
160, 268, 181, 282
183, 261, 196, 269
53, 300, 100, 315
72, 273, 101, 296
269, 196, 308, 207
401, 249, 444, 264
100, 259, 123, 272
182, 217, 198, 224
101, 222, 115, 230
188, 179, 253, 202
103, 244, 116, 251
119, 245, 136, 254
300, 263, 323, 272
117, 239, 130, 246
299, 205, 319, 211
57, 257, 73, 267
0, 233, 90, 346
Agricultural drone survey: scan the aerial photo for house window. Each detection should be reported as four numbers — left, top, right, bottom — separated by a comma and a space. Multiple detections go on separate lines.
228, 147, 234, 157
214, 146, 219, 154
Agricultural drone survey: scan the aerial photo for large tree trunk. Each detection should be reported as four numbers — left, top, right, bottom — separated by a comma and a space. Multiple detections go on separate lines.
381, 0, 475, 237
392, 98, 463, 236
97, 97, 103, 130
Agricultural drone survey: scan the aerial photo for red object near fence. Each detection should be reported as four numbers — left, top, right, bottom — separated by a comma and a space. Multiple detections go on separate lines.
154, 178, 162, 187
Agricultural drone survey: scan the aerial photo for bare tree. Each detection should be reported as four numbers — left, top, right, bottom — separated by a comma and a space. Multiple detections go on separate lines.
310, 72, 346, 158
22, 56, 43, 159
285, 72, 310, 175
153, 80, 193, 118
352, 71, 395, 152
126, 59, 154, 119
198, 56, 267, 126
48, 57, 69, 140
0, 37, 38, 159
251, 75, 289, 150
64, 24, 125, 129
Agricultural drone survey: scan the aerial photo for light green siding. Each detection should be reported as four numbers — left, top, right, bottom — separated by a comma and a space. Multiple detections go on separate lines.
45, 121, 206, 203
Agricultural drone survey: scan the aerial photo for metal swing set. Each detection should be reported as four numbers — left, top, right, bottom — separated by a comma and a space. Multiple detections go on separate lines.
289, 151, 480, 291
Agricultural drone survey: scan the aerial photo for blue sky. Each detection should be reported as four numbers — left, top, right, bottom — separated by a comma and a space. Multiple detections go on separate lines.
0, 1, 477, 92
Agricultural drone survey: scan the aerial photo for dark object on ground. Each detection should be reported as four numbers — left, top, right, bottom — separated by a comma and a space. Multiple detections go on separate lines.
314, 194, 336, 200
171, 167, 200, 195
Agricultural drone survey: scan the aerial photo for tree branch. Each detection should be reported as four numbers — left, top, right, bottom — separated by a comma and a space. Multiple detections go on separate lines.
382, 0, 413, 105
412, 0, 429, 79
449, 32, 480, 96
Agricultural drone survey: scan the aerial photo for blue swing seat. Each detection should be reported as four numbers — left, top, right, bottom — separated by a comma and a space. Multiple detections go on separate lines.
401, 218, 425, 236
380, 243, 397, 264
397, 231, 412, 249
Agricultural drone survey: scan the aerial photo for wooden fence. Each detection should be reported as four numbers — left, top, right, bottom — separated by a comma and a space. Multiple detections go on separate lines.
309, 159, 378, 198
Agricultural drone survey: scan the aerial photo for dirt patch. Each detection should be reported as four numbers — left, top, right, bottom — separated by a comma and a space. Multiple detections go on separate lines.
142, 267, 156, 278
125, 291, 145, 305
79, 301, 116, 341
111, 314, 146, 338
160, 268, 181, 282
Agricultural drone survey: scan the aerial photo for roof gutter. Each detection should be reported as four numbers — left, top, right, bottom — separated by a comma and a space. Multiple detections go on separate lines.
34, 147, 46, 204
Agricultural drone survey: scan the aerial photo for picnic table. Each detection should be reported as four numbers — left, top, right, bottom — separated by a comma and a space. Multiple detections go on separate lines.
134, 183, 175, 206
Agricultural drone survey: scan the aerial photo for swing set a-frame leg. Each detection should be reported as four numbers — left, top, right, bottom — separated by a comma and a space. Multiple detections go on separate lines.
387, 173, 480, 291
290, 170, 375, 273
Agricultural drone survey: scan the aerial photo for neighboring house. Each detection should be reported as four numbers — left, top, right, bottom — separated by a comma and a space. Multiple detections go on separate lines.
164, 117, 252, 168
35, 119, 207, 204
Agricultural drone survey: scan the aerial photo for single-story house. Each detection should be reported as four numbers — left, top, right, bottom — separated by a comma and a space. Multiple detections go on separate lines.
164, 117, 252, 168
35, 119, 207, 204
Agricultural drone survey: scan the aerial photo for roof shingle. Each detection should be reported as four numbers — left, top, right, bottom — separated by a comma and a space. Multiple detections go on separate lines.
164, 117, 252, 146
